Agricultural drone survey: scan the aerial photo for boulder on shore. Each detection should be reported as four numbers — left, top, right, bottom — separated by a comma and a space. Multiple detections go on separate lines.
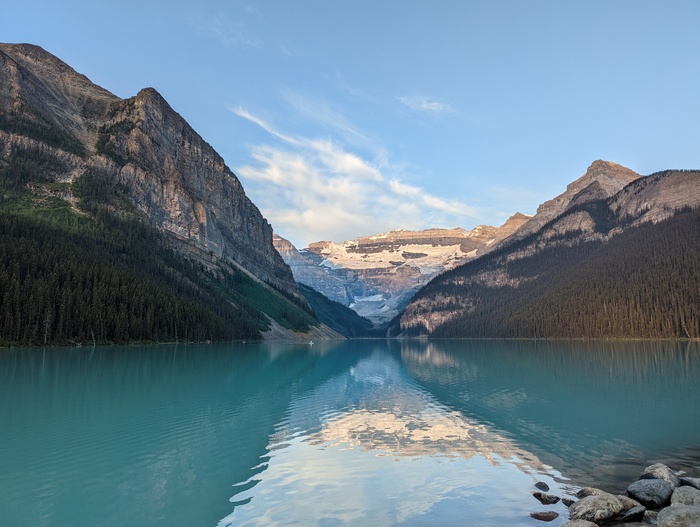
627, 478, 675, 508
671, 485, 700, 506
641, 463, 681, 488
569, 493, 623, 523
657, 504, 700, 527
680, 477, 700, 491
560, 520, 598, 527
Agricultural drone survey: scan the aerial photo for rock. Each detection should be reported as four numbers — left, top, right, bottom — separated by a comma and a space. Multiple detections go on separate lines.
562, 498, 576, 507
681, 478, 700, 491
671, 486, 700, 506
617, 505, 647, 522
627, 479, 675, 509
530, 511, 559, 522
641, 464, 681, 488
617, 494, 643, 510
560, 521, 599, 527
577, 487, 607, 499
657, 505, 700, 527
569, 493, 624, 523
533, 492, 561, 505
535, 481, 551, 492
645, 510, 659, 525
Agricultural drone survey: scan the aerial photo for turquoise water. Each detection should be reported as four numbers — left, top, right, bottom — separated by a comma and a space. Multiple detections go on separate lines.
1, 340, 699, 526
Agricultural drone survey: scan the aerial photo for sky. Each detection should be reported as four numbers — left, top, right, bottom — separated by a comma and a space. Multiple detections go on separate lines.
2, 1, 699, 248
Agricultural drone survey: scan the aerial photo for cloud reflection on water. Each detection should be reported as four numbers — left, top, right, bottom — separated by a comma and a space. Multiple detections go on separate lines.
223, 349, 571, 527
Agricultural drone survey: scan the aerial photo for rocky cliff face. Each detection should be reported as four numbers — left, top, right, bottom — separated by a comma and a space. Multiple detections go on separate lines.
0, 43, 297, 295
274, 214, 531, 326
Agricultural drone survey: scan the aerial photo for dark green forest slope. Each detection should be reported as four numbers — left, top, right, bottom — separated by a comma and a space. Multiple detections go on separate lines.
298, 284, 378, 338
0, 167, 318, 345
400, 207, 700, 339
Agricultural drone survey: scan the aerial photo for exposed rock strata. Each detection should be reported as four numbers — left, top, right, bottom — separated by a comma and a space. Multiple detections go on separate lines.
0, 43, 298, 296
274, 214, 531, 326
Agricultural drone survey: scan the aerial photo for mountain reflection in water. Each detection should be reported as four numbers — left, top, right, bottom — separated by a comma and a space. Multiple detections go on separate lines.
1, 340, 698, 527
224, 340, 700, 527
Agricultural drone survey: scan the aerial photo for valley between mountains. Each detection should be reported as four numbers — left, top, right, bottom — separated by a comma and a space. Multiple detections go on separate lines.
1, 43, 699, 345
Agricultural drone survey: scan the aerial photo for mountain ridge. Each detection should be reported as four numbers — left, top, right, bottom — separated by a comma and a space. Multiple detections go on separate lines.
0, 42, 335, 344
0, 42, 297, 296
395, 167, 700, 338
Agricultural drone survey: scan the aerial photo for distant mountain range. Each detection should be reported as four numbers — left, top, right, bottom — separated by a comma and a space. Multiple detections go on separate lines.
274, 214, 530, 326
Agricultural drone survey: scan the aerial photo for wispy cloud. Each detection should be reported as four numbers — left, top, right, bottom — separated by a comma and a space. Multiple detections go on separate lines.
189, 13, 261, 48
230, 108, 477, 247
399, 95, 454, 114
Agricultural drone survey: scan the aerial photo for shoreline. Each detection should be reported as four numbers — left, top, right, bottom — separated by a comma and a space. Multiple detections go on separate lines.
528, 463, 700, 526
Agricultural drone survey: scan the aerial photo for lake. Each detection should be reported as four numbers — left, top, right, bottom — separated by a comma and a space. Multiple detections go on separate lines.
1, 339, 699, 526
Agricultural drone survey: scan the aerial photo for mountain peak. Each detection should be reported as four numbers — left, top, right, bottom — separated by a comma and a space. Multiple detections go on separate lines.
569, 160, 640, 193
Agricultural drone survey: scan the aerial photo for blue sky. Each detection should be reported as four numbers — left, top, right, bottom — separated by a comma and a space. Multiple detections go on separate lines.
3, 1, 699, 247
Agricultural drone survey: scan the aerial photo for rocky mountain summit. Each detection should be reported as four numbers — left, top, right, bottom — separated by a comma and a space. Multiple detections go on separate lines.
499, 160, 641, 244
0, 43, 297, 296
274, 213, 530, 326
395, 163, 700, 338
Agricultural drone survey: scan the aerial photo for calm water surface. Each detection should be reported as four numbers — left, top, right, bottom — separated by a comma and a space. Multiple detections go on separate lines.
1, 340, 699, 526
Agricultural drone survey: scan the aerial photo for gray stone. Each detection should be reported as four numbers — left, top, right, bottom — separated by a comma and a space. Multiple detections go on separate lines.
562, 498, 576, 507
617, 494, 643, 510
672, 486, 700, 506
569, 493, 624, 523
628, 479, 675, 509
641, 464, 682, 488
533, 492, 561, 505
617, 505, 647, 522
560, 521, 598, 527
657, 505, 700, 527
530, 511, 559, 522
645, 510, 659, 525
681, 478, 700, 491
535, 481, 551, 492
577, 487, 607, 499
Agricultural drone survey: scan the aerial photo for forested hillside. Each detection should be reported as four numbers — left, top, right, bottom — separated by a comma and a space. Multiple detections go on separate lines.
298, 284, 378, 338
398, 206, 700, 339
0, 163, 317, 346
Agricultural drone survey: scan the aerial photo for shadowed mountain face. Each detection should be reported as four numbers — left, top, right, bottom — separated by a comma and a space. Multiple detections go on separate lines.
396, 165, 700, 339
0, 43, 297, 295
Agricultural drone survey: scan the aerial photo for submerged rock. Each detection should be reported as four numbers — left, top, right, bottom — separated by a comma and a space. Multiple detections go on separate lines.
657, 504, 700, 527
641, 464, 681, 488
530, 511, 559, 522
569, 493, 623, 523
533, 492, 561, 505
535, 481, 551, 492
671, 486, 700, 506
